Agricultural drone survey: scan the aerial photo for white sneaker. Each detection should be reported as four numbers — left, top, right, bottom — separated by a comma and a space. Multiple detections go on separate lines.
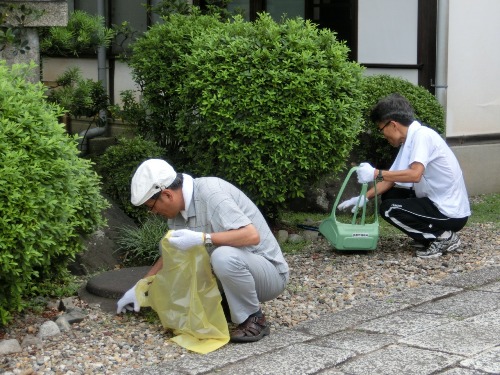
416, 232, 461, 258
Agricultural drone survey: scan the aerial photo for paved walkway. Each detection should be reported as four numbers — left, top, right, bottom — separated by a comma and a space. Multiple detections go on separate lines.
84, 265, 500, 374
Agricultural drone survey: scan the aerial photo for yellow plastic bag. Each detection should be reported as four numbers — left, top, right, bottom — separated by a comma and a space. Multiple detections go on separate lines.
135, 230, 229, 354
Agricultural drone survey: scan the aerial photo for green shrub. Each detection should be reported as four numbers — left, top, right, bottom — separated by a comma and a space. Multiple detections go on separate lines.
39, 10, 115, 56
129, 12, 364, 218
45, 67, 109, 120
116, 215, 169, 266
0, 62, 109, 325
356, 74, 445, 168
96, 137, 165, 223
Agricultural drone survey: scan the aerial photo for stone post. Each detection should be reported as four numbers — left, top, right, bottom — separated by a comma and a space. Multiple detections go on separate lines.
0, 0, 68, 82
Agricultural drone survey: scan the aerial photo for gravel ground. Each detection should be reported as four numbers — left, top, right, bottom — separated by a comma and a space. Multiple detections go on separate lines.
1, 220, 499, 374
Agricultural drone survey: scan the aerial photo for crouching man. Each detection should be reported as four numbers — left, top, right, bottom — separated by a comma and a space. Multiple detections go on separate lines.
117, 159, 289, 342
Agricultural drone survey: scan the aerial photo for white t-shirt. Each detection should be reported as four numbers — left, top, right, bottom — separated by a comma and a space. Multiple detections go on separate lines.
405, 124, 470, 218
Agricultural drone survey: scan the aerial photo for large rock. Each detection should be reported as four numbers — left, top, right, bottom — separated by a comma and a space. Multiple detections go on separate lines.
69, 197, 137, 275
37, 321, 60, 339
0, 339, 22, 355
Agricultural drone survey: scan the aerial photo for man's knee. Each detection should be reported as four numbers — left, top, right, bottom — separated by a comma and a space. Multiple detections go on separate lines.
211, 246, 242, 278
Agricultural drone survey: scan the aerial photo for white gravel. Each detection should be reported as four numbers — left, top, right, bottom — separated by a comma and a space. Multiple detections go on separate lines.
1, 221, 499, 374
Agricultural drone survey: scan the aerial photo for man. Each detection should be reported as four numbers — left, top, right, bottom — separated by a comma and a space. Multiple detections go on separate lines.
339, 93, 470, 258
116, 159, 289, 343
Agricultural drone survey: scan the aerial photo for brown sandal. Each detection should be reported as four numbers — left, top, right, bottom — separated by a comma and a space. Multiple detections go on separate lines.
230, 314, 270, 343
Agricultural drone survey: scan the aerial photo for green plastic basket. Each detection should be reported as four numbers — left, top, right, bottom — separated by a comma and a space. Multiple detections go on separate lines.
319, 166, 379, 251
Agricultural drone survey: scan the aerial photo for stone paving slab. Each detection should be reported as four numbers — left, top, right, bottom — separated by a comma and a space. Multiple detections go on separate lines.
121, 329, 315, 375
460, 346, 500, 374
338, 345, 464, 375
356, 310, 457, 336
411, 290, 500, 318
318, 369, 347, 374
293, 298, 409, 336
311, 330, 396, 354
380, 284, 462, 305
423, 367, 484, 375
122, 342, 355, 375
214, 343, 355, 375
171, 329, 315, 375
400, 309, 500, 356
437, 266, 500, 289
476, 280, 500, 293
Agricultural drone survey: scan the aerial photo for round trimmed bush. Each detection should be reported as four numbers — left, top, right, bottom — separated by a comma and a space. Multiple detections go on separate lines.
129, 12, 365, 218
0, 62, 109, 324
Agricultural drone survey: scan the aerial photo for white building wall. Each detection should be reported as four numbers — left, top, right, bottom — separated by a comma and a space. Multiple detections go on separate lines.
446, 0, 500, 137
42, 57, 99, 82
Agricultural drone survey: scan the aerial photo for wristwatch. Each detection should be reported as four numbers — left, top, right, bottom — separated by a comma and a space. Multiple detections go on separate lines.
377, 169, 384, 181
204, 233, 213, 246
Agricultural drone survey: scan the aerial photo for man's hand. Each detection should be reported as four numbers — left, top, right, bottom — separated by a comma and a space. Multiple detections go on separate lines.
169, 229, 204, 251
116, 284, 140, 314
357, 162, 376, 183
337, 196, 369, 213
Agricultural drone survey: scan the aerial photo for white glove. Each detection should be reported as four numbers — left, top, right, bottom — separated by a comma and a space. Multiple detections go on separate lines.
337, 196, 369, 213
116, 284, 140, 314
169, 229, 204, 251
357, 162, 376, 184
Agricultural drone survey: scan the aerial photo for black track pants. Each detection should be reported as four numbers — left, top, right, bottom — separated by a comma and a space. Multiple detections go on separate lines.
379, 187, 468, 243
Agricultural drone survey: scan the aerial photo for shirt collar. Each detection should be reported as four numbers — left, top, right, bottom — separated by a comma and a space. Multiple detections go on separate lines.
180, 173, 193, 221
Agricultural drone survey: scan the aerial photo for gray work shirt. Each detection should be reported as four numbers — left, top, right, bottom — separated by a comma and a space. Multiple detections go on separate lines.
168, 177, 289, 275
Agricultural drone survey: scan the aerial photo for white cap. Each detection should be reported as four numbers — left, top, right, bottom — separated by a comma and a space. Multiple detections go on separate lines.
131, 159, 177, 206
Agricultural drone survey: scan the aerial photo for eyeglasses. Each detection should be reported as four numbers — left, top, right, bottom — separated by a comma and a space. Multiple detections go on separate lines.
378, 120, 392, 133
148, 190, 162, 213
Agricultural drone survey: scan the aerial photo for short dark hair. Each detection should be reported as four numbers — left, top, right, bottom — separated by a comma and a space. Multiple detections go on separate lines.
167, 173, 184, 190
150, 173, 183, 201
369, 93, 415, 126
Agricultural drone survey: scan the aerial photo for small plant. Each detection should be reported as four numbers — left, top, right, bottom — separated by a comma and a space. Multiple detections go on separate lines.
45, 67, 109, 122
116, 216, 169, 266
111, 21, 140, 60
109, 90, 149, 130
28, 272, 82, 300
40, 10, 115, 56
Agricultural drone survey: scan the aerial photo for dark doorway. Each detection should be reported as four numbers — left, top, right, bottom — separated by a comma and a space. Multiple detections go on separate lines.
305, 0, 358, 61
